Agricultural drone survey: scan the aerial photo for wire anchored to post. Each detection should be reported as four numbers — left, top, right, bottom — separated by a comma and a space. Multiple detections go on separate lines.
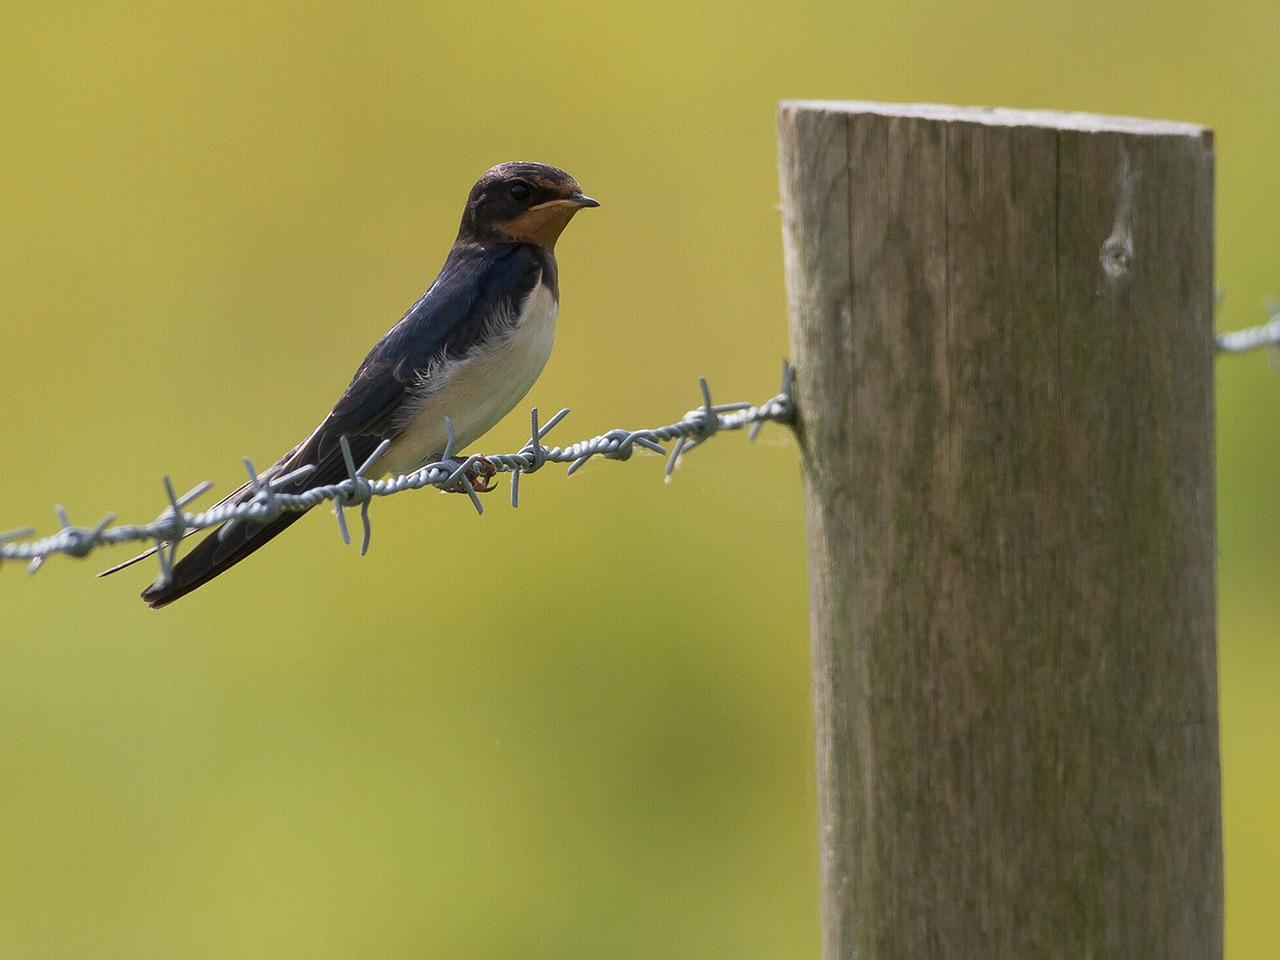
0, 364, 796, 583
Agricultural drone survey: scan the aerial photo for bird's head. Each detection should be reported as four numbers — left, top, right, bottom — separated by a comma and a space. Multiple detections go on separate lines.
458, 162, 598, 250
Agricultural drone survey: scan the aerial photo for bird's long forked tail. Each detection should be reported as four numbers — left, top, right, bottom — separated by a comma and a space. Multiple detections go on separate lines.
139, 508, 309, 608
108, 430, 385, 608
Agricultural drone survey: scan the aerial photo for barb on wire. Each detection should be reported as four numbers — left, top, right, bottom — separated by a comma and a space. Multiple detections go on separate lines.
0, 363, 796, 583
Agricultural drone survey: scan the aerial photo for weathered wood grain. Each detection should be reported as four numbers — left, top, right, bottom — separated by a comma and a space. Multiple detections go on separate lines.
778, 101, 1220, 960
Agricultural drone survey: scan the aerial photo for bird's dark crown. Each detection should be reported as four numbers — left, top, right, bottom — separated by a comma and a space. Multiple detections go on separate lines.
457, 161, 598, 251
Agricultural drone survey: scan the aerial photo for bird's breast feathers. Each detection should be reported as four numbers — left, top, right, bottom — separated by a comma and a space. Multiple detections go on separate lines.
380, 272, 558, 475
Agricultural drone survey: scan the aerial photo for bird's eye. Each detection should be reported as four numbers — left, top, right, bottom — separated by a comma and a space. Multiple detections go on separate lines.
509, 182, 531, 201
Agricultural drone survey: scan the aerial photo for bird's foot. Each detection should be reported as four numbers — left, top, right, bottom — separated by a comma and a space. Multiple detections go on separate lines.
449, 455, 499, 494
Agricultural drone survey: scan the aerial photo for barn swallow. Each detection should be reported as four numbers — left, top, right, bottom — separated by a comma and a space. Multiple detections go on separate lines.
102, 162, 597, 607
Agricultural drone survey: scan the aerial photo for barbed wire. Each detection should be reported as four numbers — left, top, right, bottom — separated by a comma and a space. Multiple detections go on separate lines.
3, 305, 1278, 588
0, 362, 796, 583
1216, 304, 1280, 355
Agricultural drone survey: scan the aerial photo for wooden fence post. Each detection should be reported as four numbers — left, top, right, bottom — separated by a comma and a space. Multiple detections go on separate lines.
777, 101, 1221, 959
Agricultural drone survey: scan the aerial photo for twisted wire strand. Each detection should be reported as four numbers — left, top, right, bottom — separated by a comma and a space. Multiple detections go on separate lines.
6, 313, 1276, 585
0, 363, 796, 581
1216, 307, 1280, 355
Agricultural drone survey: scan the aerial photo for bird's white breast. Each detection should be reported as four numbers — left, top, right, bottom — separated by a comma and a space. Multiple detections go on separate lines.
379, 275, 558, 475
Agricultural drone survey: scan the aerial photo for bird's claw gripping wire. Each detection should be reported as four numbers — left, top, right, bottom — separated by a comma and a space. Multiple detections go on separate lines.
442, 455, 499, 495
467, 456, 499, 493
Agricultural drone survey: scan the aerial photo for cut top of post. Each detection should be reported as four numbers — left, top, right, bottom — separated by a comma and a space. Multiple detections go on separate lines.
779, 99, 1208, 138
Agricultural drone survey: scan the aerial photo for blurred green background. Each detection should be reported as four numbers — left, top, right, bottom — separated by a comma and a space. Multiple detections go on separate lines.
0, 2, 1276, 957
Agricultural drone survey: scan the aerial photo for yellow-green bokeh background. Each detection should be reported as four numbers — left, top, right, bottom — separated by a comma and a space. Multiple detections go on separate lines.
1, 3, 1276, 957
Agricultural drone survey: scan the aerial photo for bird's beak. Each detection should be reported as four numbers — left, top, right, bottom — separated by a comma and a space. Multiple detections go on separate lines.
529, 194, 601, 212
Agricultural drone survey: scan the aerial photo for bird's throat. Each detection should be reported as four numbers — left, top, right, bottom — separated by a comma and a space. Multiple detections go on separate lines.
497, 203, 581, 250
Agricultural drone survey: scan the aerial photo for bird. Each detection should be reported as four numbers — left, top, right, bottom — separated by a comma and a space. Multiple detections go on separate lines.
101, 161, 598, 608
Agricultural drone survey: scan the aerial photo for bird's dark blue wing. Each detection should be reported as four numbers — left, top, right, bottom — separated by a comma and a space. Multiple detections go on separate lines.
290, 242, 551, 477
133, 241, 552, 607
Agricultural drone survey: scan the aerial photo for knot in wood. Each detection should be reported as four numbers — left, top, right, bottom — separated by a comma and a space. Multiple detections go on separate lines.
1101, 236, 1135, 279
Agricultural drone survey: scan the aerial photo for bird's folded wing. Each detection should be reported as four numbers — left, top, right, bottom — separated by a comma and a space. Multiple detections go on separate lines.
100, 243, 544, 579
